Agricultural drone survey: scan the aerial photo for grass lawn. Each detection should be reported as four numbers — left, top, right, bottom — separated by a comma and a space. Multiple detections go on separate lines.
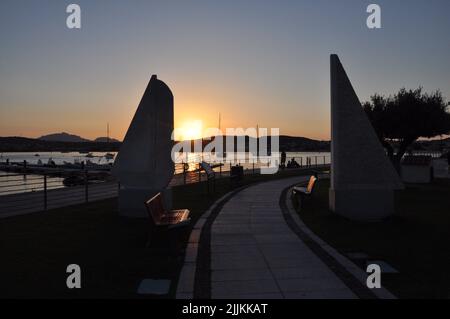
294, 178, 450, 299
0, 168, 320, 298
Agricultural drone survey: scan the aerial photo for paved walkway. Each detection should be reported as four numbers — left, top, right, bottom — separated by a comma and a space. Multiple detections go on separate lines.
209, 176, 357, 299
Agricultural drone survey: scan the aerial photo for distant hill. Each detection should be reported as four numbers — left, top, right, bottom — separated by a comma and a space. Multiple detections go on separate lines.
94, 137, 120, 143
38, 132, 90, 143
0, 135, 330, 153
0, 137, 121, 152
278, 135, 330, 152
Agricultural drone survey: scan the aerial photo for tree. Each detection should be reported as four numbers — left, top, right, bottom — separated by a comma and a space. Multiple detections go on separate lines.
363, 88, 450, 170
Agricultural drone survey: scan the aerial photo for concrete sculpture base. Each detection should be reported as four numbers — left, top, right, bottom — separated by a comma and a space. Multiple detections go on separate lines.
118, 187, 173, 218
329, 188, 395, 221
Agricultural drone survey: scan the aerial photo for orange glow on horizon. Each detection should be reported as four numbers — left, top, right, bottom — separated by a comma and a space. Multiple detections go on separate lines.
175, 119, 204, 141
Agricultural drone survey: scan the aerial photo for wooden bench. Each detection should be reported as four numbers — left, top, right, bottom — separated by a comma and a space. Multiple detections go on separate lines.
145, 192, 190, 247
292, 175, 317, 208
200, 161, 216, 193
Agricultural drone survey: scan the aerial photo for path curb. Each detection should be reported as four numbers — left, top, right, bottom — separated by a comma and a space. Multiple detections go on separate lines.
282, 181, 397, 299
175, 190, 238, 299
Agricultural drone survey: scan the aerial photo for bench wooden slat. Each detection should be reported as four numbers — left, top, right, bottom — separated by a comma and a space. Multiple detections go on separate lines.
145, 193, 190, 227
293, 175, 317, 196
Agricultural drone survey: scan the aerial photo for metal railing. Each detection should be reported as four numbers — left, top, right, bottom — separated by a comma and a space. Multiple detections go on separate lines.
0, 154, 331, 217
171, 155, 331, 186
0, 171, 118, 218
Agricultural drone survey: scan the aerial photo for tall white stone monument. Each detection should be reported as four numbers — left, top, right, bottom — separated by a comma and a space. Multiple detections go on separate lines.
113, 75, 174, 218
329, 55, 403, 221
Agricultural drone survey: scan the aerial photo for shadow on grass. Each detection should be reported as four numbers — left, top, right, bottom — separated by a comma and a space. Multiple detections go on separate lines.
0, 168, 322, 298
294, 178, 450, 299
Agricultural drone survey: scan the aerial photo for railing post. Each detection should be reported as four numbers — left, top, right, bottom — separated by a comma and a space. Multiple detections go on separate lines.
183, 162, 187, 185
44, 174, 47, 211
85, 170, 89, 203
198, 163, 201, 183
252, 160, 255, 175
219, 162, 222, 178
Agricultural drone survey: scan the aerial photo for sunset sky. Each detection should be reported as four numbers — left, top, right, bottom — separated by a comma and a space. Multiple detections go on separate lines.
1, 0, 449, 141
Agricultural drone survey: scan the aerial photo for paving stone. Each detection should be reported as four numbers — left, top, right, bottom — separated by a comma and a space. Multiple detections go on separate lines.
211, 254, 267, 270
211, 268, 273, 282
211, 244, 259, 253
270, 266, 334, 280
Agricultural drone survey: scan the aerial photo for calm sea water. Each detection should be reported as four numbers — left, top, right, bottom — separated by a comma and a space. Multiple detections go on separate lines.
0, 151, 115, 166
0, 151, 330, 196
0, 152, 116, 196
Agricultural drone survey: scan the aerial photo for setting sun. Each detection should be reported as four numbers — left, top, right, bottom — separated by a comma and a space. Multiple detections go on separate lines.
176, 119, 203, 141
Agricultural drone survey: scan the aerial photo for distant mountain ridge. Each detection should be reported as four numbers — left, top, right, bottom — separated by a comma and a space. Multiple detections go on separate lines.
0, 137, 121, 152
94, 137, 120, 143
38, 132, 120, 143
38, 132, 90, 143
0, 134, 330, 153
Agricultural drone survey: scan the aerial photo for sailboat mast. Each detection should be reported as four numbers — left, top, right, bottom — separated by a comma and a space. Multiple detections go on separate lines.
256, 124, 259, 160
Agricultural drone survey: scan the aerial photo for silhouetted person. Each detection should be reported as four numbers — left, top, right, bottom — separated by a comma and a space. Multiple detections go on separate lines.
287, 160, 292, 169
281, 151, 287, 167
291, 157, 300, 168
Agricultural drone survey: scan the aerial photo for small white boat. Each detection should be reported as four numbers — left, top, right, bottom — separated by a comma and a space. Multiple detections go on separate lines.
104, 153, 115, 160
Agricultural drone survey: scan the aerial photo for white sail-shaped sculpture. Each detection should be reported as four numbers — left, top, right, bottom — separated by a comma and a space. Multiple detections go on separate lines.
329, 55, 403, 221
113, 75, 174, 217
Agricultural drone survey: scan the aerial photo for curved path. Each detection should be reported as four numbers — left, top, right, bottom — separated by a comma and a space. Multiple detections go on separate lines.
177, 175, 395, 299
208, 176, 357, 299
